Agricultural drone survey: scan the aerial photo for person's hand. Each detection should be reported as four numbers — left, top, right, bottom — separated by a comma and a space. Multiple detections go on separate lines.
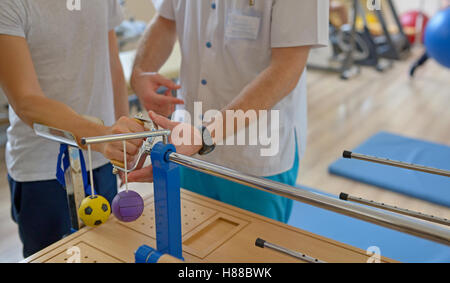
131, 71, 184, 117
98, 117, 146, 167
127, 111, 203, 183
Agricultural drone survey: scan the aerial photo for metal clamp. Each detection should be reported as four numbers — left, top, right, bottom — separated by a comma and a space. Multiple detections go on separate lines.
111, 114, 158, 174
80, 113, 171, 175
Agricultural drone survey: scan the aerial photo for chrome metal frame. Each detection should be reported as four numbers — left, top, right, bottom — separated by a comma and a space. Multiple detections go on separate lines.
168, 153, 450, 246
343, 151, 450, 178
36, 124, 450, 246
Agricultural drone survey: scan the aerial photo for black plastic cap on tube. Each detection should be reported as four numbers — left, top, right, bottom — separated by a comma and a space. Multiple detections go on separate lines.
339, 193, 349, 201
255, 238, 266, 248
343, 151, 352, 159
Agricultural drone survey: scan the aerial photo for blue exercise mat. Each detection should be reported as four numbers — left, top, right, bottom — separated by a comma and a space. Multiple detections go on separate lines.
328, 131, 450, 207
288, 186, 450, 263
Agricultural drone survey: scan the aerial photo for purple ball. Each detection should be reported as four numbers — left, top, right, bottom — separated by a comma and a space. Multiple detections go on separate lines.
112, 190, 144, 222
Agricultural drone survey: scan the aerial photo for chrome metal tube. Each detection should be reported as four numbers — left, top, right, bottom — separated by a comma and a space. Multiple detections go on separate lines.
169, 153, 450, 246
340, 193, 450, 226
81, 130, 171, 145
255, 238, 325, 263
343, 151, 450, 178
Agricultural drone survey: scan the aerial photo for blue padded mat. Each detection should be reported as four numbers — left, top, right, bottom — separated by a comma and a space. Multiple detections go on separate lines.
288, 186, 450, 263
328, 131, 450, 207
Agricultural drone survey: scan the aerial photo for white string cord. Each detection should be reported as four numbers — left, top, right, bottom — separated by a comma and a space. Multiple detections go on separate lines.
88, 144, 95, 196
123, 141, 128, 192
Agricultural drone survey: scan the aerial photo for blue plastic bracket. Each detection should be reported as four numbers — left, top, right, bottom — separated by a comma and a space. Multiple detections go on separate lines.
144, 142, 183, 260
135, 245, 163, 263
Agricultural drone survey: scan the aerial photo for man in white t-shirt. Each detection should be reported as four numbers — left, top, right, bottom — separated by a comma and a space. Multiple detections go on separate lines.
128, 1, 329, 223
0, 0, 144, 257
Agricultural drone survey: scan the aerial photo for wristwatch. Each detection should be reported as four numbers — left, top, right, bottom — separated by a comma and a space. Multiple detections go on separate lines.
198, 126, 216, 156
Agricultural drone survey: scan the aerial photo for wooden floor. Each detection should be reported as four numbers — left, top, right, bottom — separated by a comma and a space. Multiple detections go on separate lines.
0, 48, 449, 262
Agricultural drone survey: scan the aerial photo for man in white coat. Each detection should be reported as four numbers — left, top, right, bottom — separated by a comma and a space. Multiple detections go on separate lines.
129, 0, 329, 223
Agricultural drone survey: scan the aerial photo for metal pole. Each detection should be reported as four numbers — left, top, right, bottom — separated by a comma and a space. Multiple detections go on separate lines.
65, 146, 86, 231
168, 153, 450, 246
255, 238, 326, 263
340, 193, 450, 226
81, 130, 171, 146
343, 151, 450, 178
73, 123, 450, 245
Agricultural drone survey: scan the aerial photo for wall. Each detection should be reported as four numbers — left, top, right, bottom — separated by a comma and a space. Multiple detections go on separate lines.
122, 0, 156, 22
393, 0, 443, 16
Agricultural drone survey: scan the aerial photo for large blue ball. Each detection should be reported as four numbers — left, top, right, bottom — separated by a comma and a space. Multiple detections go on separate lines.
424, 8, 450, 69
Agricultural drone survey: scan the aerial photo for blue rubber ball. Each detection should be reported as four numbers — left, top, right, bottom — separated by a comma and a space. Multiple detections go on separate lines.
424, 8, 450, 69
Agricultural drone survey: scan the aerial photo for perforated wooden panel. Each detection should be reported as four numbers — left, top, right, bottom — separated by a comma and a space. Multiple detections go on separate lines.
44, 242, 123, 263
24, 190, 397, 263
117, 199, 217, 238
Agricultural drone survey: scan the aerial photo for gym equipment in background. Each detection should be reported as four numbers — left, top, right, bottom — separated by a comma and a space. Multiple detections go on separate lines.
424, 8, 450, 69
350, 0, 393, 72
115, 19, 146, 50
308, 0, 379, 79
409, 52, 430, 78
307, 22, 361, 80
115, 0, 147, 51
409, 8, 450, 77
400, 10, 430, 44
368, 0, 412, 61
308, 0, 409, 78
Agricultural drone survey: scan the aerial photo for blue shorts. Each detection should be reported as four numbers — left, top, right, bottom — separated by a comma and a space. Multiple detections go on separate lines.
180, 151, 299, 223
8, 164, 117, 258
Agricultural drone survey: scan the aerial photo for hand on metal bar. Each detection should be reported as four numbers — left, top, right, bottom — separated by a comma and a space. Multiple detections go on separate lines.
110, 113, 159, 175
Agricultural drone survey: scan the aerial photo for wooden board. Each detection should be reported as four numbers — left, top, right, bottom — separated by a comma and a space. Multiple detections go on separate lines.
23, 188, 396, 263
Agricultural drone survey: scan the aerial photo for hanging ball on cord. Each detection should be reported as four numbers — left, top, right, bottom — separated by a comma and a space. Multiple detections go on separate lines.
112, 190, 145, 222
78, 195, 111, 227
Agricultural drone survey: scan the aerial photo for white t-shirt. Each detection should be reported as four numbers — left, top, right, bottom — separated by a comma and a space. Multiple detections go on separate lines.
152, 0, 329, 176
0, 0, 124, 182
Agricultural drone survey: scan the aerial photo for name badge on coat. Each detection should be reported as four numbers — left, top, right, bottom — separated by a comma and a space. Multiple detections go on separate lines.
225, 12, 261, 40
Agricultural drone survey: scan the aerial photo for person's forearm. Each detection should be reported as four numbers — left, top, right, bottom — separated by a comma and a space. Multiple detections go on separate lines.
112, 69, 129, 120
208, 47, 311, 143
109, 31, 129, 119
14, 94, 108, 151
0, 35, 109, 151
132, 15, 177, 78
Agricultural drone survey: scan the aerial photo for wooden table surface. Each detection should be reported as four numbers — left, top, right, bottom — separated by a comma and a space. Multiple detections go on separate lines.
23, 185, 395, 263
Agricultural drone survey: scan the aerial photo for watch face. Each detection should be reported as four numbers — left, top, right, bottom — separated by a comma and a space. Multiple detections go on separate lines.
202, 130, 214, 147
199, 127, 215, 156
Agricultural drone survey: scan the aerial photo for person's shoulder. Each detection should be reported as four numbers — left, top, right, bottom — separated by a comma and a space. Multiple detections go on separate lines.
0, 0, 29, 14
0, 0, 27, 8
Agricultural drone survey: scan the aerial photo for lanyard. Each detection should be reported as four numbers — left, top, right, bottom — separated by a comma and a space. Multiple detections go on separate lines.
56, 143, 95, 196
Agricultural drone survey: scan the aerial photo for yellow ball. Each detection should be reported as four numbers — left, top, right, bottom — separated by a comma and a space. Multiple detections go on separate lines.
78, 195, 111, 227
